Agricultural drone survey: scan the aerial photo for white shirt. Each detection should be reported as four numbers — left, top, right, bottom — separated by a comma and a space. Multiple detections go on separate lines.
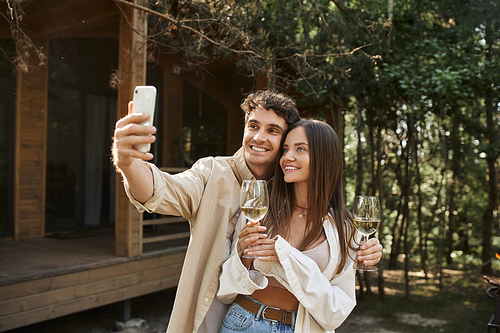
217, 216, 357, 333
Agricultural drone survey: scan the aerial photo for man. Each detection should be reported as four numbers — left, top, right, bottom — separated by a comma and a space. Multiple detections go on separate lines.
113, 90, 382, 333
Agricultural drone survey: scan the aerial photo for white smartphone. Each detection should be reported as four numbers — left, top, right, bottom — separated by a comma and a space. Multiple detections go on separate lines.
131, 85, 157, 153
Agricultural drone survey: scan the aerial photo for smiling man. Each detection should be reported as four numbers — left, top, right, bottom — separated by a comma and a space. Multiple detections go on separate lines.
112, 90, 382, 333
243, 106, 287, 180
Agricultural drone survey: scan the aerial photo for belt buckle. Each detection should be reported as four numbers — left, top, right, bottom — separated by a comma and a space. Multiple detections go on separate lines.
261, 305, 281, 323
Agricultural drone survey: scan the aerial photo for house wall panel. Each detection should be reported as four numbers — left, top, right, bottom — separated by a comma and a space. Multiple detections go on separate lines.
14, 40, 49, 240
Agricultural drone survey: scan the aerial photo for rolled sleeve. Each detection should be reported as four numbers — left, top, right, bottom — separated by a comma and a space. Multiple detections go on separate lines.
124, 160, 212, 221
217, 251, 268, 304
124, 162, 168, 213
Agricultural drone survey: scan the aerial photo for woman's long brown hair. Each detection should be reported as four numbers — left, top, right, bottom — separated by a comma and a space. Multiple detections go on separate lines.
263, 119, 356, 274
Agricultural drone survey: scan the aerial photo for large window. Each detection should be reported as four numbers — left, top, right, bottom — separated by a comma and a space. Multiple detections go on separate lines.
46, 38, 118, 232
0, 41, 15, 237
178, 82, 227, 167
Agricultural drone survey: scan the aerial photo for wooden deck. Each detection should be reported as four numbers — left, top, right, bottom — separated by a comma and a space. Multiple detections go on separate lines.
0, 227, 189, 332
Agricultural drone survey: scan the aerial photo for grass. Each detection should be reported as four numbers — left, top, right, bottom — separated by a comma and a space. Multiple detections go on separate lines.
339, 265, 494, 332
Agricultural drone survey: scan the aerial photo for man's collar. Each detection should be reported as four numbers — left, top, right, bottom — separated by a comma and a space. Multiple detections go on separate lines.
233, 147, 254, 183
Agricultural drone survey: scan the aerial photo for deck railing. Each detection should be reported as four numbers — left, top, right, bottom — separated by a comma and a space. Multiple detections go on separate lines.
140, 167, 191, 253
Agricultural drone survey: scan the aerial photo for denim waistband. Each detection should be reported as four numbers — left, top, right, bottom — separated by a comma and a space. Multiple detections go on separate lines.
237, 295, 297, 329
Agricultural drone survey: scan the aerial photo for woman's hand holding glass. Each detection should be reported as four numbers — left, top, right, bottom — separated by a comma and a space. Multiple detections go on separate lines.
353, 195, 381, 271
240, 180, 269, 259
238, 221, 278, 263
238, 180, 279, 262
357, 238, 383, 267
238, 221, 267, 261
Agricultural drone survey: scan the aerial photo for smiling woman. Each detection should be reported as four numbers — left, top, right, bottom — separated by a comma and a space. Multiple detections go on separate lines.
280, 126, 310, 186
217, 119, 361, 333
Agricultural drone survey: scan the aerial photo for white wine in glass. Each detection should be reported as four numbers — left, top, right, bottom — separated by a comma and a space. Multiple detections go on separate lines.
353, 195, 381, 271
240, 180, 269, 258
240, 206, 268, 222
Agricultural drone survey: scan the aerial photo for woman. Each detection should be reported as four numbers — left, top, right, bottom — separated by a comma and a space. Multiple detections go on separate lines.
217, 119, 362, 332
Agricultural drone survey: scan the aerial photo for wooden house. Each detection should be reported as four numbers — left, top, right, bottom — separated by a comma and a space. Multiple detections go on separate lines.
0, 0, 257, 330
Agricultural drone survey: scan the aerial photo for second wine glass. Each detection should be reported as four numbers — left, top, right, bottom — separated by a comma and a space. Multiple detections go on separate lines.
240, 180, 269, 258
353, 195, 381, 271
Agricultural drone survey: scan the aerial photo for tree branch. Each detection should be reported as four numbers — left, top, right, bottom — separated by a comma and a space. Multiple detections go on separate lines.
113, 0, 262, 59
329, 0, 373, 36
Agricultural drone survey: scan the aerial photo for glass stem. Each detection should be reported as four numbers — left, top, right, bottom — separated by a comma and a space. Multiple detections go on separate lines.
360, 235, 368, 267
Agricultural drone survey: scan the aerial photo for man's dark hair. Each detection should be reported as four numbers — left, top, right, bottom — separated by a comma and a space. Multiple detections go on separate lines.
241, 90, 300, 126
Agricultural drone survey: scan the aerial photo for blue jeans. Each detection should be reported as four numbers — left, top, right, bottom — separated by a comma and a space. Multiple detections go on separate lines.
219, 297, 295, 333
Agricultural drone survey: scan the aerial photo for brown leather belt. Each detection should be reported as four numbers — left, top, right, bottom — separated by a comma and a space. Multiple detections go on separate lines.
235, 294, 296, 326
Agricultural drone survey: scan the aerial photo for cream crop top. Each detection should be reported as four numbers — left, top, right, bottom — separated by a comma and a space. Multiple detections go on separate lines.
267, 238, 330, 289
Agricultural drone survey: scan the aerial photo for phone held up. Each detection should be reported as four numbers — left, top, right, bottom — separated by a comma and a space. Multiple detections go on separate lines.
131, 86, 157, 153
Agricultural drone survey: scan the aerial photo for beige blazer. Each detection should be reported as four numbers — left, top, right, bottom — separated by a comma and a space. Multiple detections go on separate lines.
125, 148, 254, 333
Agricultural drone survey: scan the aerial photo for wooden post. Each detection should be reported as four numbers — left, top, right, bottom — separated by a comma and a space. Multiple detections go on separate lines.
115, 0, 148, 257
120, 299, 132, 323
13, 39, 49, 240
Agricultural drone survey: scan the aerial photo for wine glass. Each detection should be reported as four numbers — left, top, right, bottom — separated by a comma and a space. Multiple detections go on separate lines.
240, 180, 269, 258
353, 195, 381, 271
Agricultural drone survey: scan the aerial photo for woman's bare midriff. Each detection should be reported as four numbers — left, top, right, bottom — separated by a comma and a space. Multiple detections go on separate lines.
251, 285, 299, 311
